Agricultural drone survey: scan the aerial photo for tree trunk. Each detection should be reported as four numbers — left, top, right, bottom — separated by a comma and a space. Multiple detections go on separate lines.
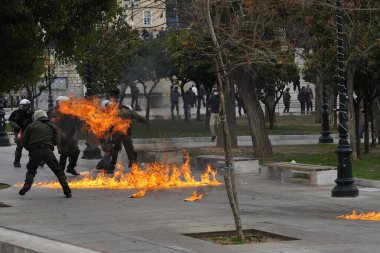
264, 95, 276, 129
205, 0, 244, 241
364, 99, 369, 154
25, 85, 35, 111
217, 86, 238, 148
353, 100, 361, 159
371, 99, 380, 147
314, 76, 322, 123
347, 63, 358, 160
240, 66, 272, 158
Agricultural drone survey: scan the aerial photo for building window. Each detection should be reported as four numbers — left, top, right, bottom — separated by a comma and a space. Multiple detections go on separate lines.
143, 10, 152, 26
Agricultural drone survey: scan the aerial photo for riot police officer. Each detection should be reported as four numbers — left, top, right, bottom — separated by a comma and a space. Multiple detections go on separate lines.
49, 96, 81, 176
8, 99, 33, 167
100, 100, 149, 173
19, 110, 72, 198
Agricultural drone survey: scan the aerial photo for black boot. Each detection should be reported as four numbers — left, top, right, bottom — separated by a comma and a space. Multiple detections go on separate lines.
13, 161, 21, 167
66, 168, 79, 176
19, 184, 31, 196
63, 188, 72, 198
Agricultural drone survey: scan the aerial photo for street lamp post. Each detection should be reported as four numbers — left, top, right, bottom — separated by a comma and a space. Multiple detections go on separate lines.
332, 0, 359, 197
319, 84, 333, 143
45, 45, 55, 111
0, 94, 11, 146
82, 63, 101, 159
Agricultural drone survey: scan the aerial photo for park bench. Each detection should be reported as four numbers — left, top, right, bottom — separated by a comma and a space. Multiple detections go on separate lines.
190, 155, 260, 174
262, 162, 337, 186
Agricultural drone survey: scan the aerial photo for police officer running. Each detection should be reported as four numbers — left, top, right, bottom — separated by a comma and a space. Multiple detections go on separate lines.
49, 96, 81, 176
19, 110, 72, 198
8, 99, 34, 167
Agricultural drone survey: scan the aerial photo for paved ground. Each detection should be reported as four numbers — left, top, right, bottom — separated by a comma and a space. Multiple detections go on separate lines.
1, 137, 380, 253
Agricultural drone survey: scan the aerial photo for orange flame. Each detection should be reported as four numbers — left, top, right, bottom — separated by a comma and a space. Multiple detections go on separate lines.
337, 210, 380, 221
184, 191, 203, 201
130, 190, 146, 198
58, 97, 131, 138
28, 154, 222, 194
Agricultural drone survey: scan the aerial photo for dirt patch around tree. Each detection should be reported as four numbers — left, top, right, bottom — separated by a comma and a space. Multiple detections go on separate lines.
184, 229, 298, 245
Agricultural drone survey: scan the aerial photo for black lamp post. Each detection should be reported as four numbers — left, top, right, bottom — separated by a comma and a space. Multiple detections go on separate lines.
0, 94, 11, 146
81, 63, 101, 159
45, 44, 55, 110
319, 84, 333, 143
331, 0, 359, 197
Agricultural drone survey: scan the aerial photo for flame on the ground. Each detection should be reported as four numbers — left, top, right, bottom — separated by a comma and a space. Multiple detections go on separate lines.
31, 153, 222, 194
184, 191, 203, 201
130, 190, 146, 198
337, 210, 380, 221
58, 97, 131, 138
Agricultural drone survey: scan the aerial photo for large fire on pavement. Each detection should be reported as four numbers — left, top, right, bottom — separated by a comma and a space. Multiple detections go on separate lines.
30, 152, 222, 199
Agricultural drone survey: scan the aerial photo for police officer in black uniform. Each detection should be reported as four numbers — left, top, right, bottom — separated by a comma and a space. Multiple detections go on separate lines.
19, 110, 72, 198
8, 99, 33, 167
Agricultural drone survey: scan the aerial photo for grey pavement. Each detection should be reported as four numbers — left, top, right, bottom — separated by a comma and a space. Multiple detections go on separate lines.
1, 137, 380, 253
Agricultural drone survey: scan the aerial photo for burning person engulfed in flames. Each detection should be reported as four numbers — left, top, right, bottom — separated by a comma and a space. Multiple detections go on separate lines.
23, 97, 222, 199
57, 96, 132, 138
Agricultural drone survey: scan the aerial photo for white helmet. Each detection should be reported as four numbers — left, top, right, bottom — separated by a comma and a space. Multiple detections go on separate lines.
125, 105, 133, 110
56, 96, 70, 103
100, 100, 112, 109
33, 110, 48, 121
19, 99, 30, 106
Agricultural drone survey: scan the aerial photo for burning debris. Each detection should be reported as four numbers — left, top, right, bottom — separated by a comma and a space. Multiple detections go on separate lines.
129, 190, 146, 198
184, 191, 203, 202
337, 210, 380, 221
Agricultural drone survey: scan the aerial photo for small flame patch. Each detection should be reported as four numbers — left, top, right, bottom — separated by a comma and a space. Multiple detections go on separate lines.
184, 191, 203, 201
337, 210, 380, 221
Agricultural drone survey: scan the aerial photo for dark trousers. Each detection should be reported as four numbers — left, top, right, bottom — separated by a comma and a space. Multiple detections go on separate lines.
14, 144, 23, 163
300, 101, 306, 114
171, 101, 179, 118
307, 101, 313, 113
24, 148, 70, 191
283, 103, 290, 113
58, 143, 80, 171
111, 134, 135, 168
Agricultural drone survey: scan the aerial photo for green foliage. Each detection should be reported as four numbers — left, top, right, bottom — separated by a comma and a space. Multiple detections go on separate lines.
127, 36, 171, 85
0, 1, 45, 92
0, 0, 119, 92
73, 12, 141, 94
166, 28, 216, 89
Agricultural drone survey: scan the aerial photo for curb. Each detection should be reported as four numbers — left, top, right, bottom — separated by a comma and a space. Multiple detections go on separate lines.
0, 226, 102, 253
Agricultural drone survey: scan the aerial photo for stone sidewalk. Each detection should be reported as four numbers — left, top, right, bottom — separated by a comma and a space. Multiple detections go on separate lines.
1, 142, 380, 253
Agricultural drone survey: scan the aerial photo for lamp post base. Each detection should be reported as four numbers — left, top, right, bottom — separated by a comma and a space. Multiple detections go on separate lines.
332, 183, 359, 197
0, 133, 10, 146
319, 134, 334, 143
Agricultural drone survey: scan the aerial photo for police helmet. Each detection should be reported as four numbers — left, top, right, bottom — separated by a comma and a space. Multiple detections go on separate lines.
33, 110, 48, 121
100, 100, 112, 109
19, 99, 31, 106
56, 96, 70, 103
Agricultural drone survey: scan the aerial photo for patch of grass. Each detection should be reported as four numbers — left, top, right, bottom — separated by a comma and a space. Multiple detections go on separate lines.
131, 115, 326, 139
188, 144, 380, 181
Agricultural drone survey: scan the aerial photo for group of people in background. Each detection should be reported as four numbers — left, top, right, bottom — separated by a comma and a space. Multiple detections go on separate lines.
8, 96, 148, 198
283, 84, 314, 114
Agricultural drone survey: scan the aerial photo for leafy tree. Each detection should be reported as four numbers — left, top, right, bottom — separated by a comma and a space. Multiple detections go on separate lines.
126, 36, 171, 120
0, 0, 119, 93
73, 12, 141, 95
166, 28, 216, 121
